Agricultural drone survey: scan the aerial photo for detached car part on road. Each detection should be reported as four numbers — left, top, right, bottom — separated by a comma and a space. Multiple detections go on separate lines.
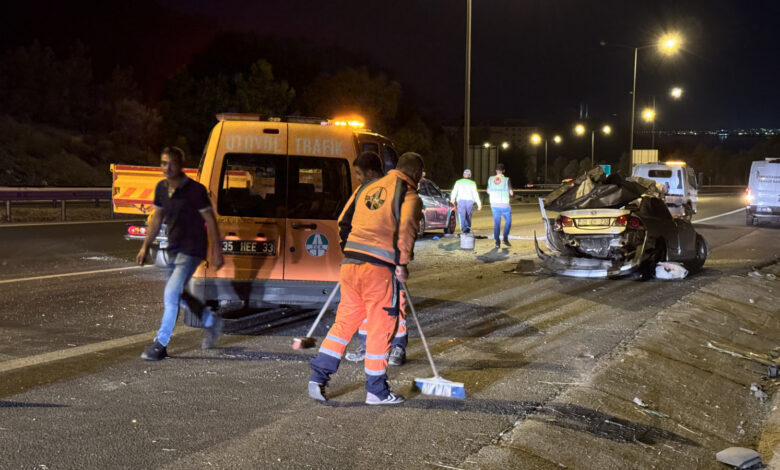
535, 167, 709, 279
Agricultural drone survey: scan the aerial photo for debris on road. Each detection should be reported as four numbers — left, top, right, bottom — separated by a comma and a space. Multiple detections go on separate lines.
715, 447, 762, 469
749, 383, 769, 402
655, 262, 688, 280
632, 397, 648, 407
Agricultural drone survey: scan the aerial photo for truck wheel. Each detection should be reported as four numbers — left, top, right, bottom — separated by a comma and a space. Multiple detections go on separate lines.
444, 212, 456, 234
682, 203, 693, 221
683, 234, 707, 274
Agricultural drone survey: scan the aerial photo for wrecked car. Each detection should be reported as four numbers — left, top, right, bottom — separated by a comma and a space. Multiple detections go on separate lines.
535, 167, 709, 278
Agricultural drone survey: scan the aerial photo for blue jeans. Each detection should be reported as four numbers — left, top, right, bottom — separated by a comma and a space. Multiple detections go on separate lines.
491, 206, 512, 242
155, 252, 215, 346
457, 201, 475, 233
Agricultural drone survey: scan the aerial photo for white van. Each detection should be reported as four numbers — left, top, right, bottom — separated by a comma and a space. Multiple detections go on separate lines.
632, 162, 698, 219
745, 158, 780, 225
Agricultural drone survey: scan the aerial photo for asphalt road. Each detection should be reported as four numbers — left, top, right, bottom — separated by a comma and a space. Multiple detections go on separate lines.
1, 195, 778, 469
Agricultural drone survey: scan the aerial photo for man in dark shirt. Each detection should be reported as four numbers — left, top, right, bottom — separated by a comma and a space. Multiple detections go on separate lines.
137, 146, 225, 361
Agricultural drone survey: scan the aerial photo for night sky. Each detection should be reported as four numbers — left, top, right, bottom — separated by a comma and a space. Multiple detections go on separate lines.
3, 0, 780, 130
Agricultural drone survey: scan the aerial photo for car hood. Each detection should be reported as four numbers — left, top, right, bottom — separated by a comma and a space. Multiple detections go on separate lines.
545, 167, 662, 212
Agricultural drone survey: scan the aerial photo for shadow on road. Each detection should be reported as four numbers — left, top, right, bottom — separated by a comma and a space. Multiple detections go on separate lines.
317, 397, 698, 447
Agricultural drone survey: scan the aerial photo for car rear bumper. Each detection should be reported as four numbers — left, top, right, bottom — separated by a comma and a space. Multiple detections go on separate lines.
534, 234, 647, 278
187, 277, 340, 310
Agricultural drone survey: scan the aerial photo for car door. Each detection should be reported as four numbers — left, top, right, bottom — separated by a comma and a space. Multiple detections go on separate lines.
209, 121, 287, 282
427, 180, 449, 225
284, 124, 355, 282
417, 180, 437, 229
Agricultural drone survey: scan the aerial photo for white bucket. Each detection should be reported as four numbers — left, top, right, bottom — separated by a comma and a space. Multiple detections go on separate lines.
460, 233, 475, 250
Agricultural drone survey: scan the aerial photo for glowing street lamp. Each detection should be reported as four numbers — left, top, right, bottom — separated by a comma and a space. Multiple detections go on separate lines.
670, 87, 683, 99
641, 108, 656, 122
531, 133, 562, 183
574, 124, 611, 167
627, 32, 683, 155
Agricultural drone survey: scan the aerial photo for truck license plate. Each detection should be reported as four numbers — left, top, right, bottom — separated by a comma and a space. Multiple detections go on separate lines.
221, 240, 277, 256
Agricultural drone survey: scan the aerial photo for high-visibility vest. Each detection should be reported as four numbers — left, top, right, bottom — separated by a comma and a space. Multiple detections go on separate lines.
338, 169, 422, 266
487, 174, 511, 207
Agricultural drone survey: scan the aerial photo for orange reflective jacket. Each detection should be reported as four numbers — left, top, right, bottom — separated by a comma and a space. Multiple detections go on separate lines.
338, 169, 422, 266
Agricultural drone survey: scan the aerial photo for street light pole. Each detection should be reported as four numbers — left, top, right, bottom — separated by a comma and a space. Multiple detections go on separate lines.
463, 0, 472, 169
651, 95, 656, 149
629, 46, 638, 157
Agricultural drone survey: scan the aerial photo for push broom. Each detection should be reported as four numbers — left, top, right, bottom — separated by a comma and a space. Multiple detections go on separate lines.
401, 283, 466, 399
291, 282, 340, 350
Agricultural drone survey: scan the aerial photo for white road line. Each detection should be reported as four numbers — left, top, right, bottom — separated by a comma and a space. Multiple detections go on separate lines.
0, 219, 142, 228
693, 207, 745, 223
0, 265, 152, 285
0, 327, 187, 374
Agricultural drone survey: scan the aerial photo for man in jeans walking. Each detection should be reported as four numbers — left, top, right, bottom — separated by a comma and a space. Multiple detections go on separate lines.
487, 163, 514, 248
450, 168, 482, 233
137, 146, 225, 361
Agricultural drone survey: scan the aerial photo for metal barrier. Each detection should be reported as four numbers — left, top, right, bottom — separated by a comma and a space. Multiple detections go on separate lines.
0, 187, 112, 222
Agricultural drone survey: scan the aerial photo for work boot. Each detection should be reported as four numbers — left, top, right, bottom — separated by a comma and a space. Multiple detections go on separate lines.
344, 344, 366, 362
141, 341, 167, 361
388, 346, 406, 366
365, 391, 405, 405
201, 315, 223, 350
503, 238, 512, 247
308, 381, 327, 402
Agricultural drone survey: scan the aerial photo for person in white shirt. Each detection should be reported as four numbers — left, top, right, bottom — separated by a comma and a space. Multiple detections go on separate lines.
450, 169, 482, 233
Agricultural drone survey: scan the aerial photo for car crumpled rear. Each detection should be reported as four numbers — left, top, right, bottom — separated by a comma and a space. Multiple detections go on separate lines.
535, 167, 666, 278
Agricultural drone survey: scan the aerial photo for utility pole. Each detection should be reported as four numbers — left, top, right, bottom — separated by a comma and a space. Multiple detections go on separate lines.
464, 0, 472, 170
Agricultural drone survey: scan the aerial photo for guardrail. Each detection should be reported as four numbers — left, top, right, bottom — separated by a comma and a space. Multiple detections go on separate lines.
0, 187, 112, 222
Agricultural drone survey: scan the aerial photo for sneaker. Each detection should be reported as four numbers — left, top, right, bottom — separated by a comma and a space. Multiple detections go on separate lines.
365, 391, 405, 405
141, 341, 167, 361
201, 315, 223, 350
388, 346, 406, 366
344, 344, 366, 362
308, 381, 327, 402
494, 242, 500, 249
503, 239, 512, 247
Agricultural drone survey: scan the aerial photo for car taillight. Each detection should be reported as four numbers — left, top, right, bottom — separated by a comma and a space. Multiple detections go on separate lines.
559, 216, 573, 227
745, 188, 753, 203
128, 225, 147, 236
614, 216, 642, 229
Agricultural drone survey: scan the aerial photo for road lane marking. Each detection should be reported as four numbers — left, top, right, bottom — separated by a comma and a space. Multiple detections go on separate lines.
0, 326, 188, 374
693, 207, 745, 223
0, 219, 142, 228
0, 265, 152, 285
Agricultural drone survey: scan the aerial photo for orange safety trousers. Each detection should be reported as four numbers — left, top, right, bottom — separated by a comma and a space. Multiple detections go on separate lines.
357, 292, 407, 349
309, 262, 401, 397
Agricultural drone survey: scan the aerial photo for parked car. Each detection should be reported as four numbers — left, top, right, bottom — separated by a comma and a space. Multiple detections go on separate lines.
417, 178, 457, 235
535, 168, 709, 279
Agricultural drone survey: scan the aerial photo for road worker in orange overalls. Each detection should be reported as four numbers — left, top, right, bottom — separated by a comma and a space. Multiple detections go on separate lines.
308, 152, 423, 405
345, 151, 409, 366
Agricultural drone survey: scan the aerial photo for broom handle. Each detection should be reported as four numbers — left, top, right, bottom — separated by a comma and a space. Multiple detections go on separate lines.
305, 282, 340, 337
400, 282, 439, 378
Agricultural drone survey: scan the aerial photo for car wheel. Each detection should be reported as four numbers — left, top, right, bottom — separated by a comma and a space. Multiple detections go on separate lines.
418, 218, 426, 236
183, 305, 204, 328
444, 212, 456, 234
683, 234, 707, 274
746, 214, 754, 226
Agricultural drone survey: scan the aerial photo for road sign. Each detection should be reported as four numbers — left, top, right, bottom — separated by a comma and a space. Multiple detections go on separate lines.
599, 164, 611, 175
